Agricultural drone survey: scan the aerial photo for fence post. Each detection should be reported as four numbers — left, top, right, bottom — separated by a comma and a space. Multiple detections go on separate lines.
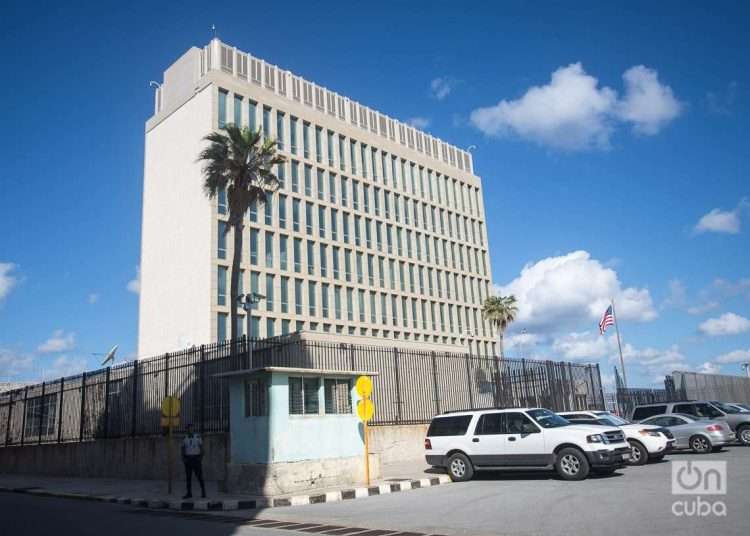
103, 366, 111, 439
36, 382, 46, 445
348, 344, 355, 370
493, 356, 502, 408
164, 353, 170, 399
20, 386, 29, 446
393, 347, 403, 424
242, 334, 249, 369
465, 353, 475, 409
131, 360, 138, 437
431, 351, 441, 415
79, 372, 87, 442
57, 378, 65, 443
199, 345, 206, 434
567, 363, 576, 410
521, 359, 529, 407
5, 391, 14, 446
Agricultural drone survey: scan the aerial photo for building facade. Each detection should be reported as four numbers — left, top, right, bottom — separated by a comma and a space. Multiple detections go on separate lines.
138, 39, 495, 358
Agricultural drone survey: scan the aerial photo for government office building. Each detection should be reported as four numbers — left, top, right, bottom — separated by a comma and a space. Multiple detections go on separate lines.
138, 38, 496, 359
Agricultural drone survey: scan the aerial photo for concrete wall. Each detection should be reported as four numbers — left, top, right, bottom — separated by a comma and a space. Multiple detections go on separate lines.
369, 423, 429, 465
0, 433, 227, 481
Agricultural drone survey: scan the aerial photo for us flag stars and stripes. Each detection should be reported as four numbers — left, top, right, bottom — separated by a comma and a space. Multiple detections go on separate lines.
599, 305, 615, 334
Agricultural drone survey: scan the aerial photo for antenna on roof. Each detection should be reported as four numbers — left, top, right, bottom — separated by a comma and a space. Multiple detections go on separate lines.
100, 345, 118, 367
211, 24, 217, 39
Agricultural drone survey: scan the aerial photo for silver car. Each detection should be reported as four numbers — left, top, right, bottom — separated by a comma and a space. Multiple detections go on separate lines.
639, 413, 735, 453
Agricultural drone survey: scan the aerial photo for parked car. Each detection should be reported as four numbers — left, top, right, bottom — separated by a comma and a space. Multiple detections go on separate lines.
559, 410, 673, 465
425, 407, 630, 482
638, 413, 735, 453
725, 402, 750, 413
629, 401, 750, 445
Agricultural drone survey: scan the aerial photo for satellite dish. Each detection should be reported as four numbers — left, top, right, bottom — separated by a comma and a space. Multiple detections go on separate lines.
101, 345, 118, 366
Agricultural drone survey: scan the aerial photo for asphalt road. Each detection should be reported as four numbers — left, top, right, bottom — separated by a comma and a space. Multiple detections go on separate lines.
2, 447, 749, 536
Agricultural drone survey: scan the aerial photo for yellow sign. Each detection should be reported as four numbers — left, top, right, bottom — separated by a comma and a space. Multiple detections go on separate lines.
357, 398, 375, 422
160, 416, 180, 428
355, 376, 372, 398
161, 396, 181, 418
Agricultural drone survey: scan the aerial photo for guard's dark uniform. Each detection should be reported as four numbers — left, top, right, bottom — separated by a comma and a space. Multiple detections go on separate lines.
181, 432, 206, 499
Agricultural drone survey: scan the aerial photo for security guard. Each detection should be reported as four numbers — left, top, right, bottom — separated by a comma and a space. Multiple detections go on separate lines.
181, 424, 206, 499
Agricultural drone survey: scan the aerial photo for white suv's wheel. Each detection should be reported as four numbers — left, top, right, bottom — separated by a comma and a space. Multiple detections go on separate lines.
627, 440, 649, 466
446, 452, 474, 482
554, 447, 590, 481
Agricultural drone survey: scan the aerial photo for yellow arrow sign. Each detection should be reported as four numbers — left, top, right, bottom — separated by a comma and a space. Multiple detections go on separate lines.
355, 376, 372, 398
161, 396, 181, 418
357, 398, 375, 422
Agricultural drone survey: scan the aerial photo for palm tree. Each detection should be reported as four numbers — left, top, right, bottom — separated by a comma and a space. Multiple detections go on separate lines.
198, 124, 285, 341
482, 295, 519, 359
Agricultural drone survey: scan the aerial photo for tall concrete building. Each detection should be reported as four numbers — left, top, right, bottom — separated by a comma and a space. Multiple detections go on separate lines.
138, 39, 495, 358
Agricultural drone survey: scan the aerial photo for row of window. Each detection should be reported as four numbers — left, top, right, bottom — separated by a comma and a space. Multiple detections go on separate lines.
217, 89, 483, 219
244, 376, 352, 417
218, 217, 488, 284
217, 274, 492, 338
218, 167, 486, 250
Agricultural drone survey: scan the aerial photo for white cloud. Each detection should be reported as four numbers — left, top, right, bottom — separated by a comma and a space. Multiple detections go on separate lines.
713, 349, 750, 364
615, 65, 682, 135
406, 117, 431, 130
694, 207, 741, 234
470, 63, 681, 151
0, 348, 34, 379
127, 266, 140, 295
87, 293, 99, 305
686, 302, 720, 315
497, 250, 657, 332
698, 312, 750, 336
0, 262, 19, 302
41, 355, 88, 381
662, 278, 687, 309
37, 330, 76, 353
697, 362, 721, 374
620, 343, 690, 384
430, 77, 457, 100
552, 331, 616, 362
712, 277, 750, 298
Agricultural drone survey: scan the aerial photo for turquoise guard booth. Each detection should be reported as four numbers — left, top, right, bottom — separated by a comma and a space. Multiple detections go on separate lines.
216, 367, 379, 495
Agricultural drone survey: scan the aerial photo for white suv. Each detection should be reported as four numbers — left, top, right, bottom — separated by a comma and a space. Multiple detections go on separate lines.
425, 408, 630, 481
559, 411, 673, 465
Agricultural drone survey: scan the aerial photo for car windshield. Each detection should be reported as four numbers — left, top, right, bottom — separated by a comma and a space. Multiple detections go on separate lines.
593, 413, 630, 425
711, 402, 741, 414
737, 404, 750, 412
528, 409, 570, 428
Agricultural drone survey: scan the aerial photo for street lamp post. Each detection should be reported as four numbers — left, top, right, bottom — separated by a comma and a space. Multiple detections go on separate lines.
238, 292, 265, 368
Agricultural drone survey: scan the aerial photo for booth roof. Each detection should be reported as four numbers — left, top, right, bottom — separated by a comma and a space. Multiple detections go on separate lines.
213, 367, 379, 379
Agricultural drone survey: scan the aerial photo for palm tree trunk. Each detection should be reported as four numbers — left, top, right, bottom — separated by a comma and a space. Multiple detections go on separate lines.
498, 331, 505, 360
229, 221, 243, 342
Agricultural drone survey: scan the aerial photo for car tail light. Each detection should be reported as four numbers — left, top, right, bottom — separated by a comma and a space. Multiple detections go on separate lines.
706, 424, 723, 432
424, 438, 432, 450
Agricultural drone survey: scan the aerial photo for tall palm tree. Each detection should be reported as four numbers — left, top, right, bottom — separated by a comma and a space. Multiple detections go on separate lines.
198, 124, 285, 341
482, 295, 519, 359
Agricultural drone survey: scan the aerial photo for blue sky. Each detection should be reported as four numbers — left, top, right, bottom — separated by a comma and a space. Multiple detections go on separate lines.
1, 0, 748, 387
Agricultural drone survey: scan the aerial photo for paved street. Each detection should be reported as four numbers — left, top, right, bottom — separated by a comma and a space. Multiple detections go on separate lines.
3, 447, 750, 536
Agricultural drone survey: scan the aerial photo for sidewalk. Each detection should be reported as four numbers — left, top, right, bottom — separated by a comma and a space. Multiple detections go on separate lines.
0, 460, 451, 512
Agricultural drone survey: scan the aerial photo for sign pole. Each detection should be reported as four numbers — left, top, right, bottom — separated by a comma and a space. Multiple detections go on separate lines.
364, 399, 370, 487
167, 416, 173, 495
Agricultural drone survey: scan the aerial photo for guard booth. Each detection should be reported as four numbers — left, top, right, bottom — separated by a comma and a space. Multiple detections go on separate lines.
215, 367, 379, 496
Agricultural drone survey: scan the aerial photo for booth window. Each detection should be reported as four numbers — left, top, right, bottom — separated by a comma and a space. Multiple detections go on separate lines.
324, 379, 352, 414
245, 378, 267, 417
289, 377, 320, 415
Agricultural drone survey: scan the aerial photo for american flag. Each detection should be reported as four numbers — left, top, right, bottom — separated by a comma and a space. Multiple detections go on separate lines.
599, 305, 615, 334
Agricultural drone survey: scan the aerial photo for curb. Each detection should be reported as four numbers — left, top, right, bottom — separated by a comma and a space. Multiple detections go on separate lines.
0, 475, 451, 512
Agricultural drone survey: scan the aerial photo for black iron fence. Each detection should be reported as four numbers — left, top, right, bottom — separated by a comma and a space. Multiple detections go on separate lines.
0, 335, 605, 447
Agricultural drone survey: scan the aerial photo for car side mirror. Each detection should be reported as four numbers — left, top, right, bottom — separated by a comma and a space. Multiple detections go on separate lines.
521, 423, 539, 434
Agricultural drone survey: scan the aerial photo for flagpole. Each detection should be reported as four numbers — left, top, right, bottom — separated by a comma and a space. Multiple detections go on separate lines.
611, 298, 627, 388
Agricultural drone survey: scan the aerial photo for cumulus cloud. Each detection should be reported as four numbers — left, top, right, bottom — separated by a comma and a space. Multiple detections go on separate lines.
0, 262, 19, 302
552, 331, 617, 362
620, 343, 690, 384
470, 62, 681, 150
0, 348, 34, 379
496, 250, 657, 332
697, 362, 721, 374
615, 65, 682, 135
406, 117, 431, 130
430, 77, 457, 100
713, 349, 750, 364
686, 302, 720, 315
698, 312, 750, 336
127, 266, 140, 295
662, 279, 687, 309
37, 330, 76, 353
41, 355, 88, 381
694, 207, 741, 234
